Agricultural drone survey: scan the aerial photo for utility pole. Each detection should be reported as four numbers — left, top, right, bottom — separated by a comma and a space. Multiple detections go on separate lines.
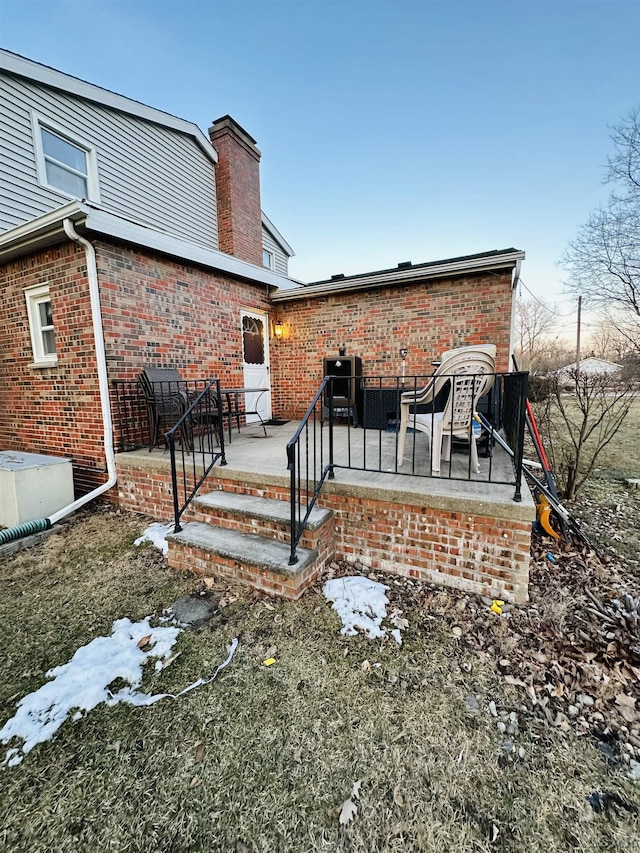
576, 295, 582, 382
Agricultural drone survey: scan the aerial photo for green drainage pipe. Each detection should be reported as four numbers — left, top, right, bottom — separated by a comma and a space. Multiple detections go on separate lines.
0, 517, 51, 546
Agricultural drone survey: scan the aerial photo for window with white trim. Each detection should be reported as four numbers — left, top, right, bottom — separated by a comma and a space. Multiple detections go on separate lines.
262, 248, 274, 270
32, 113, 100, 202
25, 284, 57, 366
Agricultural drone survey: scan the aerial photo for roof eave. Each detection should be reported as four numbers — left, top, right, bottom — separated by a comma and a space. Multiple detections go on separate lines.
261, 211, 295, 257
271, 250, 526, 302
0, 49, 217, 164
0, 205, 297, 291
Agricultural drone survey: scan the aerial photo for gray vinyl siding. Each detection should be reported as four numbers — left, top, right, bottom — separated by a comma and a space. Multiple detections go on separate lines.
262, 228, 288, 276
0, 73, 218, 249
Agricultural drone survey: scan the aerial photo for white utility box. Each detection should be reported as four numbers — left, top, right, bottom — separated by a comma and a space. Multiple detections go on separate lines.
0, 451, 74, 527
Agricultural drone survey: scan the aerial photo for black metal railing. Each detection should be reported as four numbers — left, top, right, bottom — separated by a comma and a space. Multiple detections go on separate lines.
286, 378, 334, 565
112, 380, 149, 451
285, 370, 528, 565
500, 371, 529, 501
166, 378, 226, 532
113, 378, 224, 452
327, 370, 528, 493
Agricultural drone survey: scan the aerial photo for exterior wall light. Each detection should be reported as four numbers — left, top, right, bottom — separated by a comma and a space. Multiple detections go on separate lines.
274, 320, 283, 339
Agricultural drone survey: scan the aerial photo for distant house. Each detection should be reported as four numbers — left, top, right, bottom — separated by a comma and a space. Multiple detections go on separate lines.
556, 357, 622, 384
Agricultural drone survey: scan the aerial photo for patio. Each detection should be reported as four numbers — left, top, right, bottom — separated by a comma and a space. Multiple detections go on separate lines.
119, 418, 522, 499
115, 417, 535, 604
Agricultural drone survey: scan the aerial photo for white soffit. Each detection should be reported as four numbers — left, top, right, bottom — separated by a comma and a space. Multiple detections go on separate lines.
0, 202, 299, 290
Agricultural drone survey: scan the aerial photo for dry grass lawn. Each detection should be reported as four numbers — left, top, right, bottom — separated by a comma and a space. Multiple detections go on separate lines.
1, 505, 639, 852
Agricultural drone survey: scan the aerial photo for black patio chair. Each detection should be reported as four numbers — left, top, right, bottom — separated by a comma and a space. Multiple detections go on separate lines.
139, 366, 189, 451
139, 366, 223, 453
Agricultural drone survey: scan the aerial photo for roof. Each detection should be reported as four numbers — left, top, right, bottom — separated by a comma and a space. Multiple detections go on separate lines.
557, 357, 622, 375
0, 200, 297, 291
261, 212, 295, 258
0, 49, 217, 164
271, 248, 525, 302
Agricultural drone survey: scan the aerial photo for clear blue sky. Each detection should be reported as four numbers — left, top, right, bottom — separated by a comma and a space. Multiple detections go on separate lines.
1, 0, 638, 330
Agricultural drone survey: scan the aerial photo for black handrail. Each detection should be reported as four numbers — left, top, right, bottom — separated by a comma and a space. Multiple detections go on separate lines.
286, 377, 334, 565
285, 370, 527, 564
166, 378, 226, 533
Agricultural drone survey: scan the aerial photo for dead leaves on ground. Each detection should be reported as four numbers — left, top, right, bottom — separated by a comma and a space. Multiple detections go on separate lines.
324, 533, 639, 738
389, 531, 640, 740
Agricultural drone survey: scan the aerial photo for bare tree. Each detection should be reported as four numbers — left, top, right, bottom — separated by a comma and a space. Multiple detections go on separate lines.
607, 109, 640, 191
563, 109, 640, 355
588, 315, 631, 363
514, 297, 557, 372
535, 369, 638, 501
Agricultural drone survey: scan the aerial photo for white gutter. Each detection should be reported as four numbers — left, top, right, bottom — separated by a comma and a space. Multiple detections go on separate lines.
511, 259, 522, 291
508, 259, 523, 369
46, 219, 117, 523
0, 202, 298, 291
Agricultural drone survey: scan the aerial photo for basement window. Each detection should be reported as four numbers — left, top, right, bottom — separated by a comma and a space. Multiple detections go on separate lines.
32, 113, 100, 202
25, 283, 57, 367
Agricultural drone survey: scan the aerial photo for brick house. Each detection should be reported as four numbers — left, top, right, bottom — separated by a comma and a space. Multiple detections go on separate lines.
0, 50, 533, 602
0, 49, 295, 493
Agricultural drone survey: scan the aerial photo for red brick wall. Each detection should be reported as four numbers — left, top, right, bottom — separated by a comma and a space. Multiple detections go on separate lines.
0, 238, 271, 492
269, 270, 514, 417
0, 242, 105, 493
95, 240, 270, 385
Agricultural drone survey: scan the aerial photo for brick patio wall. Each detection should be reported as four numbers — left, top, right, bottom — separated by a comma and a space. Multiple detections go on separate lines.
319, 489, 531, 604
115, 456, 531, 603
269, 269, 514, 418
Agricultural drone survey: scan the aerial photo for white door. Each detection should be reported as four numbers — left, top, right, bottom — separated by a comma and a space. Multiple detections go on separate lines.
241, 310, 272, 423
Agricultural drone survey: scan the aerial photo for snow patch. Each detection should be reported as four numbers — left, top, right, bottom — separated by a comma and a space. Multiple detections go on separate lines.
134, 522, 173, 556
1, 617, 181, 767
323, 576, 402, 644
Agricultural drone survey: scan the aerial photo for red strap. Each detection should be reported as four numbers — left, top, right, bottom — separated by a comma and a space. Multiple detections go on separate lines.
525, 399, 550, 470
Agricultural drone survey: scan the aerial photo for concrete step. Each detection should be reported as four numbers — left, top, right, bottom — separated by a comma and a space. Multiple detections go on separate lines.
166, 520, 320, 599
194, 490, 332, 530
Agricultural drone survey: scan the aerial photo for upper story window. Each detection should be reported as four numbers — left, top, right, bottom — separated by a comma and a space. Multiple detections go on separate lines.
24, 283, 57, 367
262, 249, 274, 270
31, 113, 100, 202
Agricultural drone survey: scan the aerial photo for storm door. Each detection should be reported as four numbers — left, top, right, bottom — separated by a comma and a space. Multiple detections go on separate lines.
240, 310, 272, 423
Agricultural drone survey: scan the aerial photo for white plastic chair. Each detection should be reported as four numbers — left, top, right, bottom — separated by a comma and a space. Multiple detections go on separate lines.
397, 348, 496, 473
439, 343, 497, 363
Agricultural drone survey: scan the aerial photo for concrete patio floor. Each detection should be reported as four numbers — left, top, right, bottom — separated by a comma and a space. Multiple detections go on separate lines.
119, 420, 534, 521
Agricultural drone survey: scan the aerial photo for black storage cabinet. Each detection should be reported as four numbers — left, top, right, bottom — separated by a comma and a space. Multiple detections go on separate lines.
362, 387, 441, 431
323, 356, 363, 426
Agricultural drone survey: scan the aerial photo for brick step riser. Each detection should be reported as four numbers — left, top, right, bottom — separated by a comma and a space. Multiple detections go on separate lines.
191, 506, 333, 556
167, 539, 324, 599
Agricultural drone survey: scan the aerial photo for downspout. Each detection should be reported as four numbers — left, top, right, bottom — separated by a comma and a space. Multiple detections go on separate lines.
508, 259, 522, 371
52, 219, 117, 519
0, 221, 117, 547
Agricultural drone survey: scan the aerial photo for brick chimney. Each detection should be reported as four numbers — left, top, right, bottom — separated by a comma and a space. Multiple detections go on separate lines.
209, 115, 262, 266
